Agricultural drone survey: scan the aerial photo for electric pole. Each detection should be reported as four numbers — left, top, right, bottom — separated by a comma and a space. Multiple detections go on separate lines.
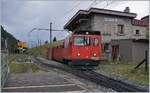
49, 22, 52, 59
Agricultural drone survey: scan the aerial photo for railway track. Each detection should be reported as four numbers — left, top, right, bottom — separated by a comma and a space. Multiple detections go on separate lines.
34, 57, 148, 92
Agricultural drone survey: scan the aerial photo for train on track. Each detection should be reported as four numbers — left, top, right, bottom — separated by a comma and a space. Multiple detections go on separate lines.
47, 30, 103, 66
15, 41, 28, 53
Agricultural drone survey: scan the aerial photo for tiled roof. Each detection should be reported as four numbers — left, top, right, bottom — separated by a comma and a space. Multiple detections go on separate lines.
132, 19, 149, 27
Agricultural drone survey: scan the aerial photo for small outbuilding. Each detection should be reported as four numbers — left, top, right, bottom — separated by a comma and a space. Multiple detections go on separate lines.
110, 39, 149, 63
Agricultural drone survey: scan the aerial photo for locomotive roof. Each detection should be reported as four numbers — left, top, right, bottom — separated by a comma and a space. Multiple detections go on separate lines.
73, 30, 101, 35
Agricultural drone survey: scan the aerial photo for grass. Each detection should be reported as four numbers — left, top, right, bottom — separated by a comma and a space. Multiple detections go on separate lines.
27, 44, 49, 58
30, 64, 40, 72
8, 53, 41, 73
98, 61, 149, 85
8, 54, 20, 62
9, 63, 29, 73
9, 63, 42, 73
27, 40, 63, 58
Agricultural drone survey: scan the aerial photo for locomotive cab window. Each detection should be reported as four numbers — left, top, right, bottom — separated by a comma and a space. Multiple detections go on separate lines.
93, 38, 99, 46
74, 36, 90, 46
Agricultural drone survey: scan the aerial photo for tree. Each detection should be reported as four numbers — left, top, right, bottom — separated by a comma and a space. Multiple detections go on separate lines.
53, 37, 57, 42
1, 25, 18, 52
45, 40, 48, 44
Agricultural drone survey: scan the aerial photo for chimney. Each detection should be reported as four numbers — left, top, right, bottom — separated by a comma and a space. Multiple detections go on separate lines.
124, 7, 130, 13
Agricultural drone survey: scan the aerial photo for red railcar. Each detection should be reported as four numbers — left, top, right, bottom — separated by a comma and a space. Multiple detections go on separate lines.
48, 31, 103, 66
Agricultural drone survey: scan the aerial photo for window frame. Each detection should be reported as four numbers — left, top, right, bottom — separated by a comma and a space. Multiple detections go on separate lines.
135, 30, 140, 35
73, 36, 90, 46
93, 37, 99, 46
117, 24, 124, 34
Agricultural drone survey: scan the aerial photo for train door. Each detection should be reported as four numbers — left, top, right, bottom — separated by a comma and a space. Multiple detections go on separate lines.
72, 36, 91, 59
112, 45, 119, 61
91, 36, 101, 60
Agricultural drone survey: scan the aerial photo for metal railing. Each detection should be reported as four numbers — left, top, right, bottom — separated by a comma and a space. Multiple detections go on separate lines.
1, 39, 9, 87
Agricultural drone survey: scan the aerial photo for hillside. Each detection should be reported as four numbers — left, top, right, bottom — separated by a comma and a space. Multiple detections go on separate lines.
1, 25, 18, 52
27, 40, 64, 58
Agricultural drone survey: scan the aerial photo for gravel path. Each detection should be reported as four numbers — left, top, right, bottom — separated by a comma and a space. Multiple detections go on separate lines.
3, 57, 115, 92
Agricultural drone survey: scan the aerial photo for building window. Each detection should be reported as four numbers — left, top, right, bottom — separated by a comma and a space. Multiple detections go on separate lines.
117, 25, 124, 34
135, 30, 140, 35
104, 43, 109, 52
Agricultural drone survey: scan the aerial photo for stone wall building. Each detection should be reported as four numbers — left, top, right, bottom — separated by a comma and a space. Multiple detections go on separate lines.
111, 39, 149, 63
64, 7, 149, 62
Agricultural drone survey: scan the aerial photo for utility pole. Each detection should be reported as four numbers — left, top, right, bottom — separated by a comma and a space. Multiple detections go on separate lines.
49, 22, 52, 59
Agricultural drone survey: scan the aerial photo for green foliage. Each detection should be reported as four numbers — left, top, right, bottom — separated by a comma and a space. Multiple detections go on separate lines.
27, 44, 49, 58
53, 37, 57, 42
27, 40, 63, 58
8, 53, 41, 73
1, 25, 18, 52
8, 54, 20, 62
9, 63, 28, 73
31, 64, 40, 72
98, 61, 149, 85
9, 63, 41, 73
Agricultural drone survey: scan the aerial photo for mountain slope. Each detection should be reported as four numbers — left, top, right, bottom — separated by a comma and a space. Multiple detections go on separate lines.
1, 25, 18, 52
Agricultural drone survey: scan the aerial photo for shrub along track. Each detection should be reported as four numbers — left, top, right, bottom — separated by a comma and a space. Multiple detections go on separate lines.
34, 57, 148, 92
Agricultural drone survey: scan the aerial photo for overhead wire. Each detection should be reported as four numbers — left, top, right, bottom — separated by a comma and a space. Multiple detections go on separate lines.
64, 1, 81, 17
103, 1, 114, 9
87, 0, 98, 9
55, 1, 82, 39
51, 1, 117, 42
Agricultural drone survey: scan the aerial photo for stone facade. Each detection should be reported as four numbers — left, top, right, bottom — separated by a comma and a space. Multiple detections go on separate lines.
72, 14, 147, 43
111, 39, 149, 63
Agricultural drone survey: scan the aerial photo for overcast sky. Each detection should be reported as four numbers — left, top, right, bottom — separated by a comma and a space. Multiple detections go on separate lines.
1, 0, 149, 47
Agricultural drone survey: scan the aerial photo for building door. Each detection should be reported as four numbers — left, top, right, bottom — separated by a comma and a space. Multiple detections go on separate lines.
112, 45, 119, 61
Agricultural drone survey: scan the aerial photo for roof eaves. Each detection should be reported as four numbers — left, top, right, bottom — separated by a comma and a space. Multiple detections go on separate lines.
64, 8, 137, 30
64, 10, 88, 29
89, 8, 137, 18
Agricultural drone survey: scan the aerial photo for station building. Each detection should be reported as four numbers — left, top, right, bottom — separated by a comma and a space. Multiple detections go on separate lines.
64, 7, 149, 62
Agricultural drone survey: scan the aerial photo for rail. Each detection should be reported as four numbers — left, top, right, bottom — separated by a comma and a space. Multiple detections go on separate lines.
34, 57, 149, 92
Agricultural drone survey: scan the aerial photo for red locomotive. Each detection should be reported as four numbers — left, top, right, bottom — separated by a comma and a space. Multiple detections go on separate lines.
48, 30, 103, 66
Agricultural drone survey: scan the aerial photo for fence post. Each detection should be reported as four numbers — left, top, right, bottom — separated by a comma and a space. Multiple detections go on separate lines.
145, 50, 148, 71
1, 39, 9, 87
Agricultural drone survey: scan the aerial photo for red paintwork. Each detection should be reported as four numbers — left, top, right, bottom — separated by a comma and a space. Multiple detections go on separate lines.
47, 32, 103, 63
72, 34, 102, 61
132, 19, 149, 27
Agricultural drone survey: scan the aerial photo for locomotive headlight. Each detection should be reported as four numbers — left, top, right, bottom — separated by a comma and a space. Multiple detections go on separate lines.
93, 53, 96, 56
77, 53, 80, 56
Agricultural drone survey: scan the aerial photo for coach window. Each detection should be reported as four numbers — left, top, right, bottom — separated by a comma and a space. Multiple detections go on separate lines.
93, 38, 99, 46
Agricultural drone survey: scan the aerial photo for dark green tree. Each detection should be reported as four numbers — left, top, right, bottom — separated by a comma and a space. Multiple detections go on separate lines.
1, 25, 18, 52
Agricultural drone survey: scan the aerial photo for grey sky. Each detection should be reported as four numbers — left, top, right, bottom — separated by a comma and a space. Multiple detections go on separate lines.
1, 0, 149, 47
